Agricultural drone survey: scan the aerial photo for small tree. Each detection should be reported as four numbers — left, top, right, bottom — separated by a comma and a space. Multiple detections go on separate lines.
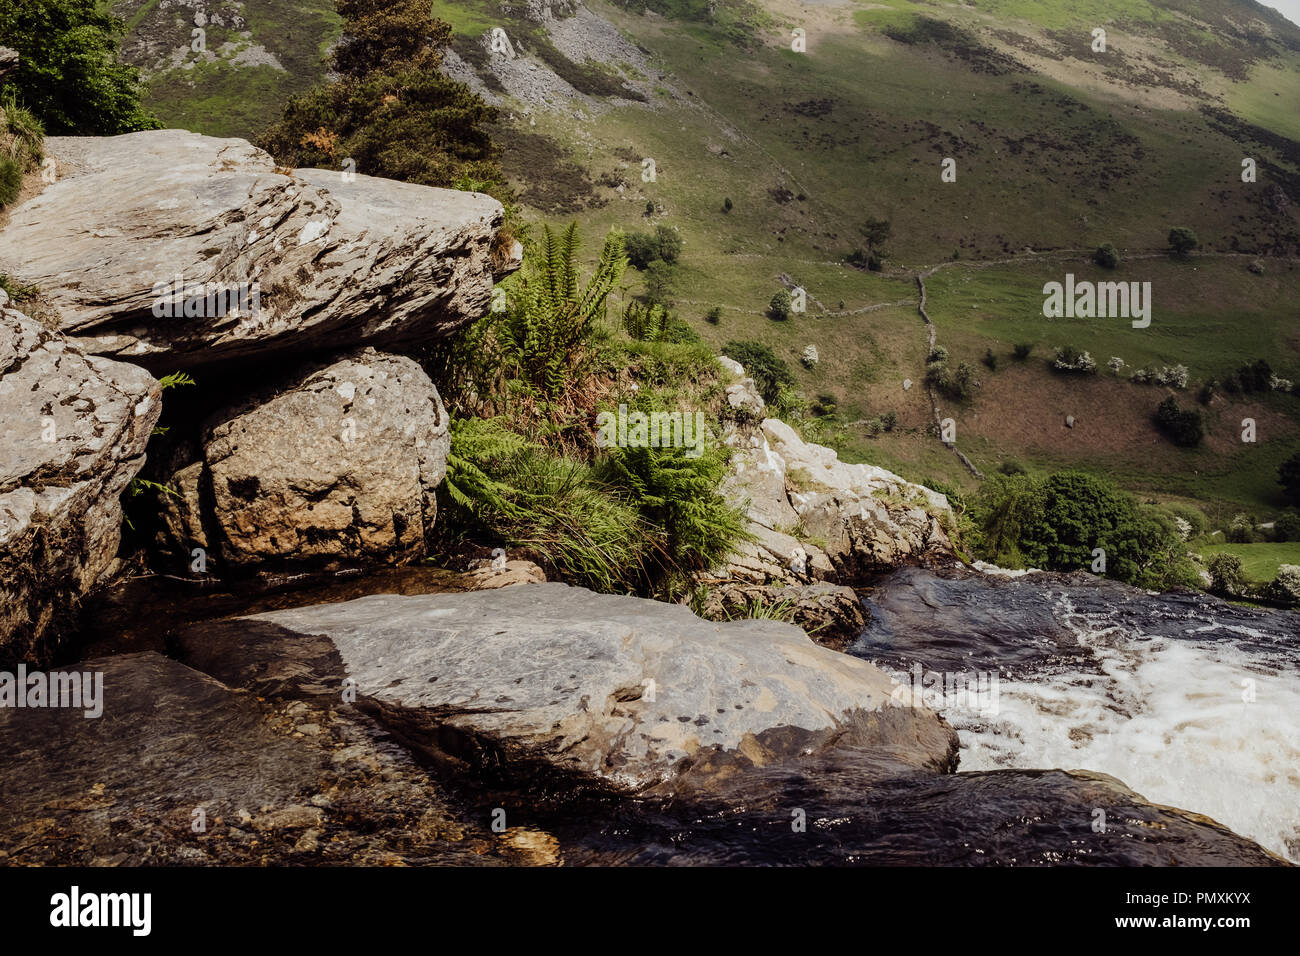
768, 289, 793, 321
704, 306, 722, 325
643, 260, 677, 305
982, 348, 998, 371
1278, 451, 1300, 505
1168, 226, 1199, 257
1093, 243, 1120, 269
1013, 343, 1033, 361
1154, 396, 1203, 447
722, 197, 733, 213
1206, 553, 1243, 595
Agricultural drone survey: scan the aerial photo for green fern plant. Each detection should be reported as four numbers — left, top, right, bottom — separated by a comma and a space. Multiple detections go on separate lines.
491, 222, 627, 401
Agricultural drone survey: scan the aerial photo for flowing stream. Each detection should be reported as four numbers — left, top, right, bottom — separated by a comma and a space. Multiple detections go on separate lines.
855, 567, 1300, 863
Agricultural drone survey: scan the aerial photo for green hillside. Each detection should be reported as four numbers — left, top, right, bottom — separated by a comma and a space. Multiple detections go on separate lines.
114, 0, 1300, 520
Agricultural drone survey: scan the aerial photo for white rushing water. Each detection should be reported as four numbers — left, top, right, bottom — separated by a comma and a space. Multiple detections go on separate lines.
952, 591, 1300, 863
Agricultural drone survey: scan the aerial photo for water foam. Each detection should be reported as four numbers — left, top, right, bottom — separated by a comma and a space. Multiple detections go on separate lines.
955, 591, 1300, 863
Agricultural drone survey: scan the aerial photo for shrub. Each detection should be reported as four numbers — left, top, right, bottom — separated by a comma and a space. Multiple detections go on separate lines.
1154, 396, 1203, 447
768, 289, 793, 321
1206, 553, 1243, 596
1154, 364, 1190, 389
704, 306, 722, 325
1053, 346, 1096, 373
1164, 503, 1208, 540
810, 394, 837, 417
998, 459, 1028, 476
1278, 452, 1300, 506
881, 410, 898, 432
0, 0, 159, 135
624, 224, 682, 269
1226, 513, 1256, 544
722, 197, 732, 213
257, 0, 503, 196
1273, 509, 1300, 542
1236, 359, 1273, 393
1107, 356, 1125, 374
721, 340, 794, 405
1269, 564, 1300, 604
1013, 343, 1033, 361
643, 260, 677, 304
1093, 243, 1120, 268
982, 348, 997, 371
1168, 226, 1199, 256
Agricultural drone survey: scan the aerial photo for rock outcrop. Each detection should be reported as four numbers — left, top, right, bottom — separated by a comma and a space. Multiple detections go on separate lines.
718, 359, 956, 586
173, 582, 960, 794
0, 130, 515, 371
0, 294, 159, 664
154, 348, 449, 572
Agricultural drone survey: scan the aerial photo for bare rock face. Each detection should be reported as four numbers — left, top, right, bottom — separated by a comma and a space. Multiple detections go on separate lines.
174, 582, 960, 795
0, 130, 512, 371
156, 349, 448, 572
0, 295, 160, 664
718, 360, 956, 585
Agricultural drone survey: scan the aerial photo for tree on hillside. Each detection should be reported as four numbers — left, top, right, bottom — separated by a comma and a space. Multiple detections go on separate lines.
0, 0, 159, 134
257, 0, 503, 196
1279, 452, 1300, 505
1168, 226, 1199, 257
1092, 243, 1120, 268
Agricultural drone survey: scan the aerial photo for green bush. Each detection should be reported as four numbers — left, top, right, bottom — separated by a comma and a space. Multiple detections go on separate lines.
0, 0, 159, 134
257, 0, 503, 196
1206, 553, 1243, 596
1093, 243, 1120, 268
768, 289, 793, 321
1168, 226, 1199, 256
1013, 343, 1033, 361
704, 306, 722, 325
721, 341, 794, 405
969, 471, 1192, 588
1273, 509, 1300, 542
1155, 396, 1203, 447
1226, 513, 1256, 544
624, 225, 682, 269
1163, 503, 1208, 540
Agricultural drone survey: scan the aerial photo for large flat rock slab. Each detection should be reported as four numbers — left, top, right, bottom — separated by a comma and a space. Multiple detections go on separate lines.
175, 583, 960, 794
0, 130, 510, 370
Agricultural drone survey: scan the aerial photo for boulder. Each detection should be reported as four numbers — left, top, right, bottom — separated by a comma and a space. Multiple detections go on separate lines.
720, 425, 955, 586
155, 348, 448, 572
173, 582, 960, 794
0, 296, 159, 664
0, 130, 515, 371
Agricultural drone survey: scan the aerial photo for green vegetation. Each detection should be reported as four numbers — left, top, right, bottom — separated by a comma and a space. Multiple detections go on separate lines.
0, 0, 158, 134
429, 223, 746, 596
1155, 396, 1204, 447
1199, 542, 1300, 585
719, 340, 793, 405
257, 0, 504, 198
1279, 452, 1300, 505
969, 471, 1197, 589
1168, 226, 1199, 257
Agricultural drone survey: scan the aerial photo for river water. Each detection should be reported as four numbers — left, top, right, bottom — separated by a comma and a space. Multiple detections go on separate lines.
855, 567, 1300, 863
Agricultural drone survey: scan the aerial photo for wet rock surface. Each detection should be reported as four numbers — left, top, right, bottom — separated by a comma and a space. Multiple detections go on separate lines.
0, 652, 534, 865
